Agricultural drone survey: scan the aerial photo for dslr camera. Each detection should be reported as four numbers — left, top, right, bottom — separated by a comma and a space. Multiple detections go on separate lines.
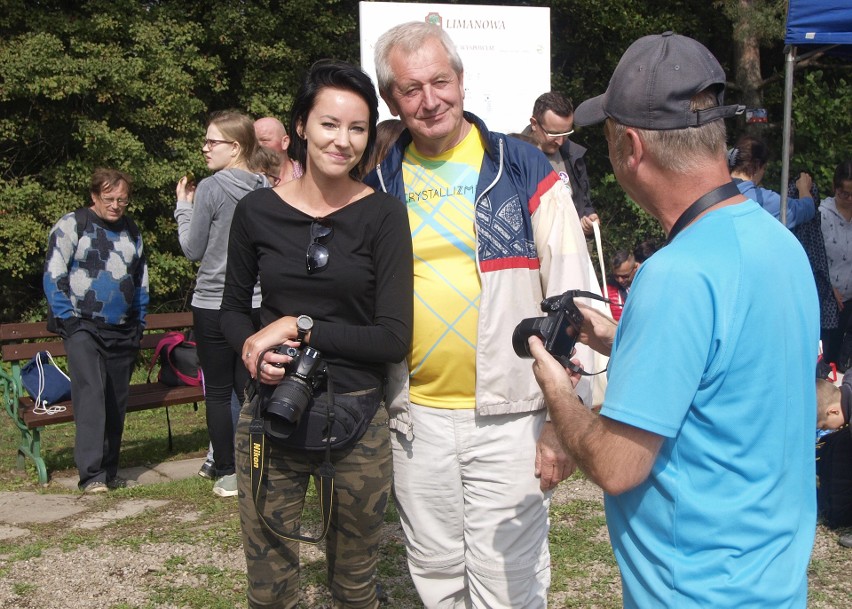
262, 345, 327, 437
512, 289, 609, 368
513, 291, 585, 366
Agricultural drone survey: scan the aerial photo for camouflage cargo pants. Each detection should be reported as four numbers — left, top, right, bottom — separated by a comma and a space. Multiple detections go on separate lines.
235, 401, 392, 609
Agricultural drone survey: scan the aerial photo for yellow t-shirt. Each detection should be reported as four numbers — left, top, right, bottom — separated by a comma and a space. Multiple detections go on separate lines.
402, 127, 484, 408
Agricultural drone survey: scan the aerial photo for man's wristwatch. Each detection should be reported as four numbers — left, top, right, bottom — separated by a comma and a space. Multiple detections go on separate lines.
296, 315, 313, 343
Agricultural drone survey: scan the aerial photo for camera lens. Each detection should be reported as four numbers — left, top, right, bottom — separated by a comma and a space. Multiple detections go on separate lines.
512, 317, 552, 359
512, 325, 534, 358
265, 377, 313, 439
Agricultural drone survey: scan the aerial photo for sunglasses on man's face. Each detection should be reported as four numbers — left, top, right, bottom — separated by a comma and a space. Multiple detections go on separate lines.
306, 219, 333, 274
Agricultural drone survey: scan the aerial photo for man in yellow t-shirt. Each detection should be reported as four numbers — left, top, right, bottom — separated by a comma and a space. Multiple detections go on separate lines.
365, 21, 596, 609
404, 127, 481, 410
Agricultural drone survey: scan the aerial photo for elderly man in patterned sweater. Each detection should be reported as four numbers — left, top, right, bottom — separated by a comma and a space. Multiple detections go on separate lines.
43, 168, 148, 494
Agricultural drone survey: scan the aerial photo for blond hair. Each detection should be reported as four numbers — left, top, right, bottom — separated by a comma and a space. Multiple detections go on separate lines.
816, 379, 842, 429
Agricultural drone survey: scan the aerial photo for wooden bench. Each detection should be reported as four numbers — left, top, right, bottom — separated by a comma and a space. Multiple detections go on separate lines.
0, 312, 205, 484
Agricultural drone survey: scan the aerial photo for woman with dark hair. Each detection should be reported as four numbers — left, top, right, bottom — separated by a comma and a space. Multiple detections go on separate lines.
820, 160, 852, 368
174, 110, 277, 497
728, 134, 816, 229
633, 239, 658, 264
220, 60, 413, 608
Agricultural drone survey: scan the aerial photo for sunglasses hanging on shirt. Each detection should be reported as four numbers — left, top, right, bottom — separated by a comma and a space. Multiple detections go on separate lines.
306, 219, 333, 274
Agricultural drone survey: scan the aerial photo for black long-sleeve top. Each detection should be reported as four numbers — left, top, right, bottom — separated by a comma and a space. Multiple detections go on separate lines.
221, 188, 413, 392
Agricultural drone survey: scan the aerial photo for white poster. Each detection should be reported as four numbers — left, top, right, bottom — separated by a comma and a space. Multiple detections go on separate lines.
359, 2, 550, 134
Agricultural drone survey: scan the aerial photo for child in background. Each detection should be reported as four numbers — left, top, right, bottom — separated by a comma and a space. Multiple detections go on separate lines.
816, 377, 850, 437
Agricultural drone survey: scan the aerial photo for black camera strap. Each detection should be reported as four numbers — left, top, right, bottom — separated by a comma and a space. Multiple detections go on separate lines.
666, 181, 741, 244
249, 348, 335, 545
560, 290, 611, 377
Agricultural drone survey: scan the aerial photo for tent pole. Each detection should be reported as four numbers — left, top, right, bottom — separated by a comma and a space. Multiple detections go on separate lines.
780, 45, 797, 227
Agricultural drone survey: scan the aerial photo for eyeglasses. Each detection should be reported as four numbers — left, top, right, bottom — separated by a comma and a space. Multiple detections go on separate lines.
202, 138, 234, 149
306, 219, 333, 274
837, 189, 852, 201
99, 195, 130, 207
265, 174, 281, 187
542, 128, 574, 139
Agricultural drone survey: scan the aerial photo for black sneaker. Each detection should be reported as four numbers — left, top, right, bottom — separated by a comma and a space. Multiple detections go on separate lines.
198, 459, 216, 480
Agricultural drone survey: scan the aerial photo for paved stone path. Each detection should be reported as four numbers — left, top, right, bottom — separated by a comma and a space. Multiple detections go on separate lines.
0, 457, 206, 541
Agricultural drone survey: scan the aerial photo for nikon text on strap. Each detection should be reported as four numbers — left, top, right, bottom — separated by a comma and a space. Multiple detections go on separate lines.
248, 348, 336, 545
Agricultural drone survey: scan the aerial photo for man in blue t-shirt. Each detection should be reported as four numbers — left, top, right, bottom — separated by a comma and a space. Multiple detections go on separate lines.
528, 33, 819, 608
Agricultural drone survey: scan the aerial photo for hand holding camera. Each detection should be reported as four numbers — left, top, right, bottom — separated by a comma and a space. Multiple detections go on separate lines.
512, 290, 612, 373
262, 344, 327, 439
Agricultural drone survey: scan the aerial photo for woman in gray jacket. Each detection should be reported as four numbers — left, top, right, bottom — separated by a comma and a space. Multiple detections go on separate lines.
174, 111, 276, 497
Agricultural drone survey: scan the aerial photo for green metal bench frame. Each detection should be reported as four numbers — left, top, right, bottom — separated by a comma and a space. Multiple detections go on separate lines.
0, 312, 205, 484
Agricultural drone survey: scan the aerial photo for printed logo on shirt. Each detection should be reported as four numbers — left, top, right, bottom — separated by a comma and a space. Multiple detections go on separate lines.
407, 185, 476, 203
558, 171, 573, 196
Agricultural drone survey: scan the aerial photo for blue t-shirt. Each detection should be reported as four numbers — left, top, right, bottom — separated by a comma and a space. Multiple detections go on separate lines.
735, 179, 815, 229
601, 200, 818, 608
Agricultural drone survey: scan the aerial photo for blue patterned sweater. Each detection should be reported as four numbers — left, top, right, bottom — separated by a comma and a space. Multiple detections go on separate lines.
43, 208, 148, 328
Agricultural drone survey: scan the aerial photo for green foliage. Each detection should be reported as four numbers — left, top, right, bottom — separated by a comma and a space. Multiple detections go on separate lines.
790, 69, 852, 194
715, 0, 787, 42
0, 0, 850, 321
546, 0, 730, 256
0, 0, 361, 322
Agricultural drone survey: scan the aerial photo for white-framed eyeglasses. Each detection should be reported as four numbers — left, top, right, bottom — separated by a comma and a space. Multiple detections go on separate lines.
542, 128, 574, 138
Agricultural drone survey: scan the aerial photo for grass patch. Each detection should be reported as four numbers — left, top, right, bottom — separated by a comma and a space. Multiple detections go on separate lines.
11, 582, 37, 597
2, 394, 851, 608
0, 400, 210, 490
146, 567, 246, 609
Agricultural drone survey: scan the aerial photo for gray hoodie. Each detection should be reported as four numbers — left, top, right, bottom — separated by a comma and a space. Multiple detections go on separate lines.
175, 168, 268, 309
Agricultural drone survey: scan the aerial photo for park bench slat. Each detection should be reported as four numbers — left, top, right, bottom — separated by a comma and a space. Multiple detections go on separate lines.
1, 311, 203, 484
19, 383, 205, 428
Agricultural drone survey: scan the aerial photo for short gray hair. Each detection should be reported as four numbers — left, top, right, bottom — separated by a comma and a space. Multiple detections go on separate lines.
609, 89, 727, 174
374, 22, 464, 94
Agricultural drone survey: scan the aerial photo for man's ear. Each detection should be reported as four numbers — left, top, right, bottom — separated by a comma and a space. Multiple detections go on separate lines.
623, 127, 643, 170
281, 134, 290, 150
381, 90, 400, 117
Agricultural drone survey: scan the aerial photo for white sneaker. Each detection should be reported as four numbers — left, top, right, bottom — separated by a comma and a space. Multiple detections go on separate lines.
212, 473, 238, 497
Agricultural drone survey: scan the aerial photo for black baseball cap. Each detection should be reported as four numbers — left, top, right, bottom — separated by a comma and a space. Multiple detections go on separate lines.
574, 32, 744, 130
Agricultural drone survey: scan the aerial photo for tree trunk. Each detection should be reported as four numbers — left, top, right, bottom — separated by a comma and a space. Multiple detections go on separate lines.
732, 0, 766, 133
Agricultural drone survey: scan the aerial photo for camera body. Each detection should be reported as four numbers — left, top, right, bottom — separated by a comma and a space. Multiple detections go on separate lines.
512, 291, 586, 366
263, 345, 327, 437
